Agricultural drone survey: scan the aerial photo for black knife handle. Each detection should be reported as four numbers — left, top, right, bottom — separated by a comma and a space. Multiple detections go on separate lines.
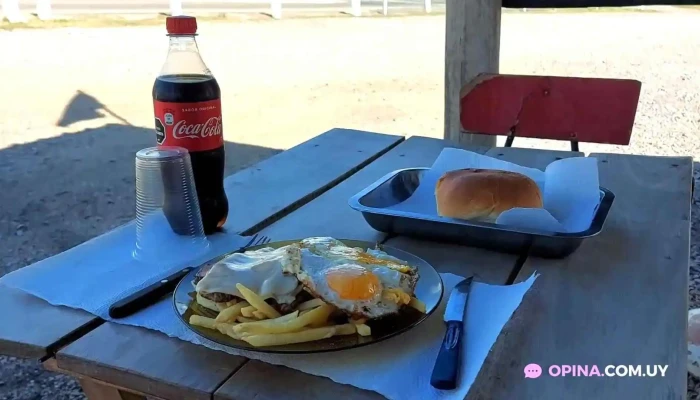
430, 321, 463, 390
108, 267, 193, 319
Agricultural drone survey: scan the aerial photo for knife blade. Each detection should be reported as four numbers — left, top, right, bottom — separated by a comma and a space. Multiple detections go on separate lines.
108, 234, 259, 319
430, 276, 473, 390
108, 266, 194, 319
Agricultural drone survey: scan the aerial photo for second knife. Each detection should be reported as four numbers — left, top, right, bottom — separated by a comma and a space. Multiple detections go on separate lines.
430, 276, 473, 390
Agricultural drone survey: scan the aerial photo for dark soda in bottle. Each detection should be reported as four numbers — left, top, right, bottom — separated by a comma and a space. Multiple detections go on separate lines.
153, 16, 228, 235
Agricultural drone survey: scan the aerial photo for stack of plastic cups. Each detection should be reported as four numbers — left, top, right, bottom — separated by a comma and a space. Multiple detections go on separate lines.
133, 146, 210, 264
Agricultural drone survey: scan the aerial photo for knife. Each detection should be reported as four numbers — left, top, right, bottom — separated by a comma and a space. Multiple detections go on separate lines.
108, 234, 260, 319
430, 276, 473, 390
108, 266, 195, 319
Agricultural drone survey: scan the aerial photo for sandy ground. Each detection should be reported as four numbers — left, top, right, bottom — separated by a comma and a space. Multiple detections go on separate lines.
0, 11, 699, 399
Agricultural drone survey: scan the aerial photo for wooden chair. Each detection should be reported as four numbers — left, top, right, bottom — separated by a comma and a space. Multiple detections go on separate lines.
459, 74, 642, 151
444, 0, 643, 151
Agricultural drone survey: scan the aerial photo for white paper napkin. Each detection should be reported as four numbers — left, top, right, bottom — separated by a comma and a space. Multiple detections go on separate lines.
2, 260, 536, 400
0, 221, 251, 318
387, 148, 601, 233
0, 212, 538, 400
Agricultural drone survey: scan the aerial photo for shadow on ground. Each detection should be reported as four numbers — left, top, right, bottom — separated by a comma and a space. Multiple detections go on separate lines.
0, 91, 281, 399
1, 90, 281, 276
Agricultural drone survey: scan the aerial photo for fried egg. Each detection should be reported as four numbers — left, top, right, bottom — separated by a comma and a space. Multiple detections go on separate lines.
284, 237, 419, 319
196, 246, 301, 304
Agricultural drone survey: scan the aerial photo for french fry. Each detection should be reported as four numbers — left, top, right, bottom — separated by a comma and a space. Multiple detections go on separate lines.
233, 311, 299, 329
243, 326, 335, 347
240, 305, 256, 318
236, 283, 281, 319
196, 294, 238, 312
215, 322, 235, 336
334, 324, 357, 336
235, 305, 332, 335
215, 301, 250, 323
189, 315, 218, 330
217, 299, 238, 311
252, 310, 268, 320
216, 323, 249, 340
308, 304, 334, 328
356, 324, 372, 337
237, 316, 257, 323
297, 298, 326, 311
409, 297, 426, 313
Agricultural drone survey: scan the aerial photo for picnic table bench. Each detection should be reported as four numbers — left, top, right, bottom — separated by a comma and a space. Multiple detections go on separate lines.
0, 127, 692, 400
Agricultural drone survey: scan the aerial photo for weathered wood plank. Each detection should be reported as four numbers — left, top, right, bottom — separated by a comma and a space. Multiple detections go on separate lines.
445, 0, 501, 147
258, 136, 467, 242
215, 361, 385, 400
465, 147, 585, 399
385, 236, 515, 284
0, 286, 97, 359
226, 128, 403, 235
0, 128, 402, 361
475, 153, 693, 400
57, 323, 246, 400
53, 135, 457, 400
79, 378, 147, 400
79, 378, 128, 400
44, 358, 162, 400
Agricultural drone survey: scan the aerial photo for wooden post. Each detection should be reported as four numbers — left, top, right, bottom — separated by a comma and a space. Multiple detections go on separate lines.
424, 0, 431, 13
270, 0, 282, 19
444, 0, 501, 147
169, 0, 183, 16
36, 0, 52, 20
350, 0, 361, 17
2, 0, 27, 23
382, 0, 388, 16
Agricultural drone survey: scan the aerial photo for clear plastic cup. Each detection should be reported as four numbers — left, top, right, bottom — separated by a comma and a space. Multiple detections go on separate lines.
133, 146, 210, 264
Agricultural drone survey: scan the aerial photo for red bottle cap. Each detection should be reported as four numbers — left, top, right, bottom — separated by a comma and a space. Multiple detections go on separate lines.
166, 16, 197, 35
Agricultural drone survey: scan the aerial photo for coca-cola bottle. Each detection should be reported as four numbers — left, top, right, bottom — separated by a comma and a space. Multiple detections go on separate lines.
153, 16, 228, 235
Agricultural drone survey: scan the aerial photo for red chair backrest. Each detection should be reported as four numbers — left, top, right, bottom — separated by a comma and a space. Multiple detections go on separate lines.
459, 74, 642, 145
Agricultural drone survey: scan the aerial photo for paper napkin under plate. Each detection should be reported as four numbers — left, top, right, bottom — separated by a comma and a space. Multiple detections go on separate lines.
2, 246, 536, 400
0, 212, 538, 400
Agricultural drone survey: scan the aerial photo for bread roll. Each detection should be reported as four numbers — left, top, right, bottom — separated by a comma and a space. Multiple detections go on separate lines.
435, 169, 543, 221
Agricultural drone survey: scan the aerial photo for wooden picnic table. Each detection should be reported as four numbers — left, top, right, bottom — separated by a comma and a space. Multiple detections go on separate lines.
0, 128, 692, 400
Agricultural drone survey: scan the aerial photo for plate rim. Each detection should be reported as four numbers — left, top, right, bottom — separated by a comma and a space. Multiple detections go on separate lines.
172, 238, 445, 354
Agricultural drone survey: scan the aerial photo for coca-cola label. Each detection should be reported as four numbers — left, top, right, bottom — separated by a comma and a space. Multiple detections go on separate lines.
153, 99, 223, 152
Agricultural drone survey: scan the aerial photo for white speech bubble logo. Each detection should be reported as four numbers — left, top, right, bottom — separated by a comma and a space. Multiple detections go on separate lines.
524, 363, 542, 379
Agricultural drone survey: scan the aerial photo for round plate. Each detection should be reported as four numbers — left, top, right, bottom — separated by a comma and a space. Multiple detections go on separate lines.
173, 239, 444, 354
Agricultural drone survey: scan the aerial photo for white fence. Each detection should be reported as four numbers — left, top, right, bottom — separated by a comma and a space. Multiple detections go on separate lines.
1, 1, 434, 23
170, 0, 433, 19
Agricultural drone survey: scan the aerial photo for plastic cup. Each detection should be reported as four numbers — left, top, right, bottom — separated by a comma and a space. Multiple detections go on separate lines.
133, 146, 210, 264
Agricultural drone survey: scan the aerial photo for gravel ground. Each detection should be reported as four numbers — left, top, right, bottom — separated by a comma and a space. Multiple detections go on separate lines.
0, 11, 699, 400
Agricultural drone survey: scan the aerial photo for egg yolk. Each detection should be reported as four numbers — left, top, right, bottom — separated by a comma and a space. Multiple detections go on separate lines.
325, 265, 381, 300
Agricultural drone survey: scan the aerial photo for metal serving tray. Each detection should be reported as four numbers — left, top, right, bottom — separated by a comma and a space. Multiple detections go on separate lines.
349, 168, 615, 259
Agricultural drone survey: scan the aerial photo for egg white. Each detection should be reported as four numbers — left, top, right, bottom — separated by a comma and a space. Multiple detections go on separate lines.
283, 240, 418, 319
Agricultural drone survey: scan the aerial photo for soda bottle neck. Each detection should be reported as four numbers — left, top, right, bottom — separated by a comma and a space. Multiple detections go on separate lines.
169, 34, 198, 50
159, 35, 212, 78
